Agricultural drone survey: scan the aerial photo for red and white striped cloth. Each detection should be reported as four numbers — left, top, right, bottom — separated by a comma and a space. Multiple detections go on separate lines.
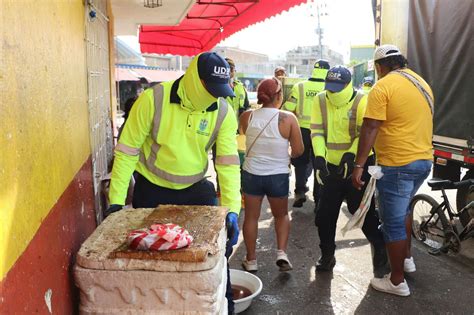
127, 223, 193, 251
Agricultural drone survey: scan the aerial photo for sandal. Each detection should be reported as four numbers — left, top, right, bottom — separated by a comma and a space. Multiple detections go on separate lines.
276, 250, 293, 271
242, 258, 258, 272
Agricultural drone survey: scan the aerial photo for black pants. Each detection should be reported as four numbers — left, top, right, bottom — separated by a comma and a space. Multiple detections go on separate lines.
315, 155, 384, 256
132, 172, 217, 208
132, 173, 235, 313
291, 127, 320, 201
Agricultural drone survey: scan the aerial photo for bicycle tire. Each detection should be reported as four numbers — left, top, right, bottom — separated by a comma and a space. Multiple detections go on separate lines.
455, 171, 473, 214
410, 194, 446, 250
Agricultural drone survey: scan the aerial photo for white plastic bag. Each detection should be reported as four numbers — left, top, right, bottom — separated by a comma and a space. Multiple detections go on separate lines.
341, 166, 383, 236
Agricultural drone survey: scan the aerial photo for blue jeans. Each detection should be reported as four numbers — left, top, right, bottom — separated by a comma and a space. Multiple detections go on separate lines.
376, 160, 432, 242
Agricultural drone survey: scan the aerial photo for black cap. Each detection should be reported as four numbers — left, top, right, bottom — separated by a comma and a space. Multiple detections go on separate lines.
197, 52, 235, 98
325, 66, 352, 92
314, 59, 330, 70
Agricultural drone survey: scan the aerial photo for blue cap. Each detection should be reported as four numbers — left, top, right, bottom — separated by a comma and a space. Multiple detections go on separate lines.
197, 52, 235, 98
325, 66, 352, 92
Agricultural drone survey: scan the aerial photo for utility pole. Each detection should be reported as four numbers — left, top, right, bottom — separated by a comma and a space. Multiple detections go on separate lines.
317, 3, 323, 59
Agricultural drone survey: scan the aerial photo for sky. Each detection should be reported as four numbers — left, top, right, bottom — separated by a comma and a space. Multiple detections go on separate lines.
119, 0, 374, 63
220, 0, 375, 61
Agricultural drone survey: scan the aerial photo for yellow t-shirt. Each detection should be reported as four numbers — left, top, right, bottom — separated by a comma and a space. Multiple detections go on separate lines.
365, 69, 433, 166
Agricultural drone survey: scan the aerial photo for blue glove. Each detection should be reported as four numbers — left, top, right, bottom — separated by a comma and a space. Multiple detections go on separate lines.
226, 212, 239, 247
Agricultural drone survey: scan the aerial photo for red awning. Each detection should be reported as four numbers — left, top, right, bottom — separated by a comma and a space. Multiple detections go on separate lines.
115, 67, 184, 82
139, 0, 308, 56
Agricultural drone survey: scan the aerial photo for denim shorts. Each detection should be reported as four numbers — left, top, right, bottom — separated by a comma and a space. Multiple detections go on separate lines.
242, 170, 290, 198
376, 160, 432, 242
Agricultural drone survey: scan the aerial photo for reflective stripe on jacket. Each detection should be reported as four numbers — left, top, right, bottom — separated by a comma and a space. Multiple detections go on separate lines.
310, 91, 373, 165
227, 80, 249, 120
109, 79, 241, 213
283, 79, 325, 129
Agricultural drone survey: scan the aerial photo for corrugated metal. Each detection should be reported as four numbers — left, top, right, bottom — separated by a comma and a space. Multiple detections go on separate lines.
115, 37, 146, 65
85, 0, 113, 224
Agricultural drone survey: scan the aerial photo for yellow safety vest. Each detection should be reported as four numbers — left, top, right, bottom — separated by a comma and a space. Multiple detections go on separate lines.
361, 86, 372, 95
283, 79, 325, 129
109, 80, 241, 213
310, 91, 373, 165
227, 80, 248, 120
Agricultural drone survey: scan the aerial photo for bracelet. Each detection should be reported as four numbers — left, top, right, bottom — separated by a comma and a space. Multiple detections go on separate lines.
354, 164, 364, 169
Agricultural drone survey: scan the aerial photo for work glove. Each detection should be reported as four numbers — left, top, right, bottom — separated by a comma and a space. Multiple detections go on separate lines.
226, 212, 240, 247
104, 204, 123, 218
313, 156, 329, 185
338, 153, 356, 179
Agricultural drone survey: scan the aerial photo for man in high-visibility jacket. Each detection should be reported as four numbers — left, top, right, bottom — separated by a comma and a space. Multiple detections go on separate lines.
225, 58, 249, 121
310, 66, 387, 276
284, 59, 330, 208
107, 52, 241, 313
361, 76, 374, 94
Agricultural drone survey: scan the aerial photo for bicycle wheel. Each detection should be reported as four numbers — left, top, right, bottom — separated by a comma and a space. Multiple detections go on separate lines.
410, 194, 445, 250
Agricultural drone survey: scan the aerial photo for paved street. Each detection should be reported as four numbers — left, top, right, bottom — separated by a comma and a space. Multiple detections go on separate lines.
228, 173, 474, 315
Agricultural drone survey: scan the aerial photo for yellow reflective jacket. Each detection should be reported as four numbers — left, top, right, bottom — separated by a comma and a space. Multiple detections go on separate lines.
283, 78, 325, 129
109, 56, 241, 214
361, 86, 372, 95
226, 79, 249, 120
310, 90, 373, 165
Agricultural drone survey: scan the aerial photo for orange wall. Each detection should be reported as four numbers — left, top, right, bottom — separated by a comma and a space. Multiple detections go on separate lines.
1, 0, 92, 279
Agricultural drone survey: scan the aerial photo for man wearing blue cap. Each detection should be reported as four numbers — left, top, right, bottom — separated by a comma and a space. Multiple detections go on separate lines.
107, 52, 241, 313
283, 59, 330, 208
310, 66, 386, 275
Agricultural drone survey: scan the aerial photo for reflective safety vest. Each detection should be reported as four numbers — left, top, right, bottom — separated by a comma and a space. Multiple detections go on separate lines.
310, 91, 373, 165
361, 86, 372, 95
109, 81, 241, 213
227, 80, 248, 120
283, 79, 325, 129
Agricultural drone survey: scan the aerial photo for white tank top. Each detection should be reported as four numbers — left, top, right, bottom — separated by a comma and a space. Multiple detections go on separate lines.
243, 108, 290, 175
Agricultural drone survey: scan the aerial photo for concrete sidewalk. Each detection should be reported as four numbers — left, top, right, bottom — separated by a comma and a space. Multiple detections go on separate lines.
229, 175, 474, 314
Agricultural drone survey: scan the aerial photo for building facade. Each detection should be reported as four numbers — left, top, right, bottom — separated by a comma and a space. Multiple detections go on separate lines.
285, 45, 344, 77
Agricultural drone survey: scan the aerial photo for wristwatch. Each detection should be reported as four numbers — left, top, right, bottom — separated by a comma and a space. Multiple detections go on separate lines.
354, 164, 364, 169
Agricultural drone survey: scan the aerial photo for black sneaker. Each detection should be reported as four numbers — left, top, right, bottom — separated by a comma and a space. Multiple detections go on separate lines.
316, 255, 336, 271
293, 194, 307, 208
293, 198, 305, 207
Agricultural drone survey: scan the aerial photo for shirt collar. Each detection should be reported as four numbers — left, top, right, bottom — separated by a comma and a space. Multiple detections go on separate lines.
169, 75, 183, 104
169, 75, 217, 112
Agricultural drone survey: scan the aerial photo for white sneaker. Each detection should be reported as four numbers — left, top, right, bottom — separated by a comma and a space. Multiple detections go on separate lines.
404, 257, 416, 273
370, 274, 410, 297
276, 250, 293, 271
242, 258, 258, 272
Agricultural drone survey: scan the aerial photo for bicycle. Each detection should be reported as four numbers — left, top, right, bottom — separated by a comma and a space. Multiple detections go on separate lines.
410, 178, 474, 255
